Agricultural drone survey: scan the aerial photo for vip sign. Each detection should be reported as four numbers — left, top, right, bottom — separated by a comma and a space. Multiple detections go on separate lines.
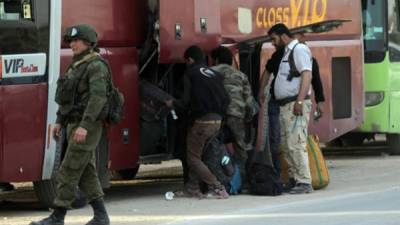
0, 53, 46, 79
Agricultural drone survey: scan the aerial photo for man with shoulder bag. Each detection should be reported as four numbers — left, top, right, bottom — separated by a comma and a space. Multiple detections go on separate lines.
267, 23, 314, 194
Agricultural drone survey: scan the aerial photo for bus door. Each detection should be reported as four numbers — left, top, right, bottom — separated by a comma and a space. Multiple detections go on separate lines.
0, 0, 56, 182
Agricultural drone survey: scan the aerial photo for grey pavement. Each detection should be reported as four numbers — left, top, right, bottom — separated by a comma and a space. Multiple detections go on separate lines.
168, 187, 400, 225
1, 156, 400, 225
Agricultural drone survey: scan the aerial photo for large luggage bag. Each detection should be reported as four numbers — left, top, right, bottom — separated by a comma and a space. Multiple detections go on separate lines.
280, 135, 330, 190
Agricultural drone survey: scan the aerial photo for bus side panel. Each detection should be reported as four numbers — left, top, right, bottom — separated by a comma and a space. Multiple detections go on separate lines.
0, 84, 47, 181
220, 0, 361, 42
105, 48, 140, 170
61, 0, 145, 47
359, 60, 390, 132
389, 91, 400, 132
60, 48, 140, 171
158, 0, 221, 63
308, 41, 364, 142
388, 57, 400, 132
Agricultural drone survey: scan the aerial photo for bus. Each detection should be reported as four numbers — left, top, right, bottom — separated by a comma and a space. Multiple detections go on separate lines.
340, 0, 400, 155
0, 0, 363, 207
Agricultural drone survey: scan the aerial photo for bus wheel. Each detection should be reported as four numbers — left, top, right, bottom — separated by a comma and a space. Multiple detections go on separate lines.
340, 133, 365, 146
387, 134, 400, 155
33, 179, 58, 208
117, 166, 140, 180
33, 180, 87, 209
33, 130, 86, 209
326, 133, 365, 147
33, 134, 63, 208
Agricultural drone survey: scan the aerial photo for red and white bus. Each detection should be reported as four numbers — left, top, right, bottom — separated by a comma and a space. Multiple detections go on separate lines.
0, 0, 363, 206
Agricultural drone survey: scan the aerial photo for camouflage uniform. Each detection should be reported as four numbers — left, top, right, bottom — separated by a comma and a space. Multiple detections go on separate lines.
54, 50, 109, 208
211, 64, 255, 183
30, 24, 111, 225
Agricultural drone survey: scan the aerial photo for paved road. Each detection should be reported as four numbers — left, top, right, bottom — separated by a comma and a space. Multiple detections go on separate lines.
168, 188, 400, 225
1, 156, 400, 225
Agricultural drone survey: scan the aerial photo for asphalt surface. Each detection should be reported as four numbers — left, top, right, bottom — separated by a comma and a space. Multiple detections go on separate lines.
168, 187, 400, 225
0, 154, 399, 225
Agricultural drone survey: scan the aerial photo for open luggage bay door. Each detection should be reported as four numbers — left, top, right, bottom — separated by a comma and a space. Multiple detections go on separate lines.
158, 0, 221, 63
237, 19, 353, 48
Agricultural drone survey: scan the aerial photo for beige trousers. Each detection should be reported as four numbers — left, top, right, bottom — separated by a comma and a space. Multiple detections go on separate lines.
279, 100, 312, 184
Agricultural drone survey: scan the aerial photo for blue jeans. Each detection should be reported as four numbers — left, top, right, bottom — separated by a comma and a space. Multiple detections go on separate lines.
268, 99, 281, 175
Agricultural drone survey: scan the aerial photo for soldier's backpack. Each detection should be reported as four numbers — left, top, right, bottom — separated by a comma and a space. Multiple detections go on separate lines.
106, 81, 125, 124
96, 57, 125, 125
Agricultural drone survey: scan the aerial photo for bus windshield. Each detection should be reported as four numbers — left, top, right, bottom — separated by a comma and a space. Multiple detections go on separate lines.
362, 0, 387, 63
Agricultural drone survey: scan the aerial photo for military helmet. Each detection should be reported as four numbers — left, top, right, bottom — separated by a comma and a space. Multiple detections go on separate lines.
63, 24, 98, 46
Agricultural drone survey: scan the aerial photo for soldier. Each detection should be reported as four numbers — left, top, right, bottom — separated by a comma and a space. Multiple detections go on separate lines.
210, 46, 255, 188
267, 23, 313, 194
166, 45, 230, 199
30, 24, 110, 225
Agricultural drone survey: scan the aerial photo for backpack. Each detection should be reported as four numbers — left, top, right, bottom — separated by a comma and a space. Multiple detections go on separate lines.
202, 133, 242, 194
287, 43, 318, 81
96, 57, 125, 124
247, 150, 282, 196
106, 84, 125, 124
202, 134, 233, 185
288, 43, 325, 103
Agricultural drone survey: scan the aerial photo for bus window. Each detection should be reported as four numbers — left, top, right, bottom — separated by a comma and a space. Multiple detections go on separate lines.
0, 0, 34, 21
388, 0, 400, 61
0, 0, 49, 85
362, 0, 387, 63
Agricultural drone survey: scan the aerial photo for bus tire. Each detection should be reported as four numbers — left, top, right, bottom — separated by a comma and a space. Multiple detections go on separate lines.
387, 134, 400, 155
34, 180, 87, 209
341, 133, 365, 146
33, 130, 86, 209
117, 166, 140, 180
33, 134, 63, 208
326, 133, 365, 147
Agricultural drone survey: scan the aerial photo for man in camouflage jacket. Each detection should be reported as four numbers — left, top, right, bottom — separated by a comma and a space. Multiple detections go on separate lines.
30, 24, 110, 225
211, 46, 256, 188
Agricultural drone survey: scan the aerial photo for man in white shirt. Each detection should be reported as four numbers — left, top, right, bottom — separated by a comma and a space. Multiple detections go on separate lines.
267, 23, 313, 194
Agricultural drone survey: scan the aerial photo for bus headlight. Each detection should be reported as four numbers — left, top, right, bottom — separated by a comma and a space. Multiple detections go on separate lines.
365, 92, 384, 107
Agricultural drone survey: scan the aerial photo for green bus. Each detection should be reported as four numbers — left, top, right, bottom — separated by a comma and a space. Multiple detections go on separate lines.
349, 0, 400, 154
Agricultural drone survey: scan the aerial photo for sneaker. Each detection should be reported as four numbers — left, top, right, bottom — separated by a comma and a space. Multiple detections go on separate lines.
206, 188, 229, 199
289, 183, 313, 194
282, 178, 296, 193
184, 188, 205, 199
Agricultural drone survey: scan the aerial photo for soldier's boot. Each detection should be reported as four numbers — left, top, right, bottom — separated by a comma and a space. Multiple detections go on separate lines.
29, 207, 66, 225
85, 198, 110, 225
